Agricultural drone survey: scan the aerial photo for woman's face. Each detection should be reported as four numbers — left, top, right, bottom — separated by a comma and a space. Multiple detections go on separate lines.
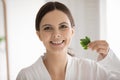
37, 10, 74, 54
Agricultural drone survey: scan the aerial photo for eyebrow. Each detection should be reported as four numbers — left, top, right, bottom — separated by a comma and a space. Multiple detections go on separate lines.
59, 22, 69, 26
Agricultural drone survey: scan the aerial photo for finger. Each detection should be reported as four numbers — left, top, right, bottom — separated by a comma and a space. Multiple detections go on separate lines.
90, 43, 109, 55
97, 54, 104, 61
88, 40, 108, 46
88, 40, 108, 49
92, 44, 108, 51
88, 40, 109, 57
96, 48, 108, 56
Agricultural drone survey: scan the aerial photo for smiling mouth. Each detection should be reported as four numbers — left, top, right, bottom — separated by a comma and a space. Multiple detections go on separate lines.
50, 40, 64, 45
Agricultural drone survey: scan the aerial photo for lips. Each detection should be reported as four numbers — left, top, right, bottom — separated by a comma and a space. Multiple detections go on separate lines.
50, 40, 64, 45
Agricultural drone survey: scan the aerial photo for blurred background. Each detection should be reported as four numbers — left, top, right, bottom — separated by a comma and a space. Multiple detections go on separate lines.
0, 0, 120, 80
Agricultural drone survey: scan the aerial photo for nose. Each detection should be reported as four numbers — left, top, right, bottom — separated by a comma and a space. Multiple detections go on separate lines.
53, 30, 61, 39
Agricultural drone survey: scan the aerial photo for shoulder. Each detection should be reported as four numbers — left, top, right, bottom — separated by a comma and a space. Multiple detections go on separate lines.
16, 56, 43, 80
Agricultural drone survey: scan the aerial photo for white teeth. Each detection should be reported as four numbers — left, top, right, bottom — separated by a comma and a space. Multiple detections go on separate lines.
52, 41, 63, 44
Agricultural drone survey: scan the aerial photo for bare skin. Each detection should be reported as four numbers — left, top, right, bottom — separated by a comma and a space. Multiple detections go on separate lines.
43, 52, 67, 80
88, 40, 109, 61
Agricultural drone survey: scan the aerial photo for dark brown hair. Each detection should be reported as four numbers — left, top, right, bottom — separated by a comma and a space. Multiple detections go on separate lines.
35, 1, 75, 31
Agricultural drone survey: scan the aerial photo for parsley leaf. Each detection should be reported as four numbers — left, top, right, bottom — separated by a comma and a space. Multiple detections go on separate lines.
80, 36, 91, 50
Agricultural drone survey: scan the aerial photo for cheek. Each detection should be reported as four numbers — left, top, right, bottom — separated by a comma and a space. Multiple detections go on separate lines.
40, 32, 51, 41
63, 30, 73, 39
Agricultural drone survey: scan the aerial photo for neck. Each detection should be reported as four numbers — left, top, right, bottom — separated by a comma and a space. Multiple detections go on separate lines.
43, 50, 68, 74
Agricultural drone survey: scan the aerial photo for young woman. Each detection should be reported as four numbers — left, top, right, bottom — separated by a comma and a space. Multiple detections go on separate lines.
16, 1, 120, 80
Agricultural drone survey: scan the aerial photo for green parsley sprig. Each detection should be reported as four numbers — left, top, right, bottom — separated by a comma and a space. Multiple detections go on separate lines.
80, 36, 91, 50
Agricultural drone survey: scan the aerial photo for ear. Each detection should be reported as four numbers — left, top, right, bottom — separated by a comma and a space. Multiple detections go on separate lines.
71, 27, 75, 37
36, 31, 42, 41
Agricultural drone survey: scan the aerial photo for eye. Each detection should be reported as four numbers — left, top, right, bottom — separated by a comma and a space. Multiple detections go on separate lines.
44, 26, 53, 31
60, 25, 68, 29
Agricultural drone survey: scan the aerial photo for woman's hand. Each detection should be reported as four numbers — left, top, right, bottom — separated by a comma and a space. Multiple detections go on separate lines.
88, 40, 109, 61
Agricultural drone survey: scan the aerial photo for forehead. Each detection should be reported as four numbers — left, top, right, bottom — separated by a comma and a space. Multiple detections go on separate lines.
40, 10, 71, 26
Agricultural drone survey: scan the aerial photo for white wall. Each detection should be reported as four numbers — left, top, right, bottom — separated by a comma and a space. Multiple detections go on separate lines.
107, 0, 120, 59
6, 0, 45, 80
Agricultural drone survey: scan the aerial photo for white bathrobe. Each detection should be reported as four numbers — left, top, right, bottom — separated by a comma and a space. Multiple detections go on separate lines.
16, 49, 120, 80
